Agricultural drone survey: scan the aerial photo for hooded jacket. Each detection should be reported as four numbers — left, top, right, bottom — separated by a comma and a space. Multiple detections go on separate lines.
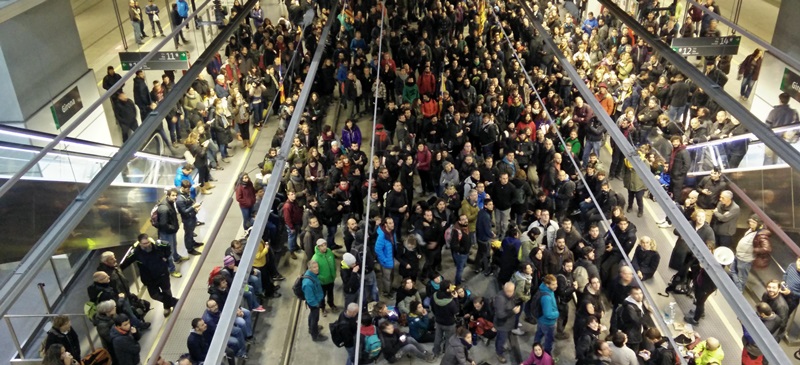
312, 246, 336, 285
431, 290, 459, 326
110, 325, 141, 365
235, 174, 256, 208
301, 270, 325, 307
340, 260, 361, 294
512, 271, 533, 303
440, 334, 473, 365
536, 282, 560, 325
620, 296, 648, 345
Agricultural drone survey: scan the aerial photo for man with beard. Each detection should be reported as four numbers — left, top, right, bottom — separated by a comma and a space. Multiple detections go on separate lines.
416, 209, 444, 280
121, 234, 179, 316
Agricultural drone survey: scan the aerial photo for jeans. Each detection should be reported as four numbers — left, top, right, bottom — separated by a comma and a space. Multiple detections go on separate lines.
731, 258, 753, 292
240, 206, 253, 229
326, 224, 338, 248
230, 324, 247, 352
582, 140, 602, 166
183, 216, 198, 252
395, 337, 429, 359
740, 76, 755, 98
132, 21, 144, 44
249, 271, 263, 296
364, 271, 379, 303
158, 231, 180, 269
309, 306, 321, 337
533, 323, 556, 354
452, 252, 468, 285
345, 345, 355, 365
235, 308, 253, 337
120, 298, 145, 327
432, 323, 455, 355
243, 286, 259, 309
495, 208, 511, 238
495, 329, 509, 356
287, 225, 298, 251
149, 18, 164, 35
667, 104, 688, 125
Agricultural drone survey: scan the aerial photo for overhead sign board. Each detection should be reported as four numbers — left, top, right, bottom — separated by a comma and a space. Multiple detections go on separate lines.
119, 51, 190, 71
780, 68, 800, 103
671, 36, 741, 57
50, 86, 82, 129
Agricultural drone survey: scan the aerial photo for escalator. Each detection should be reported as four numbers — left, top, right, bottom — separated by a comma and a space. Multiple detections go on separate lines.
0, 126, 187, 269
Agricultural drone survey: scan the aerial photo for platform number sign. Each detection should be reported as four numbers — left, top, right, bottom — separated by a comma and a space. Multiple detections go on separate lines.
119, 51, 190, 71
671, 36, 741, 57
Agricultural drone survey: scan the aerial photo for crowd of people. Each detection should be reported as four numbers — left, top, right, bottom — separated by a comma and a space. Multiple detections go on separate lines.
53, 0, 800, 364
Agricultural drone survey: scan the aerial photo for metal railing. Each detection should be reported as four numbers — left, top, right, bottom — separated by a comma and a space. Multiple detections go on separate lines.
5, 313, 95, 363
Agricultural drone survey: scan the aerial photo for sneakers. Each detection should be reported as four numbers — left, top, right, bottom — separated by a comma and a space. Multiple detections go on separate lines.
170, 271, 183, 278
496, 354, 508, 363
273, 275, 286, 281
511, 328, 525, 335
252, 305, 267, 313
657, 221, 672, 228
164, 307, 172, 317
322, 308, 328, 317
175, 256, 189, 263
424, 352, 436, 363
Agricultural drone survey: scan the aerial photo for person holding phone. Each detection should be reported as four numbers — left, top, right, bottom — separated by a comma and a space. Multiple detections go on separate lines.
177, 180, 204, 256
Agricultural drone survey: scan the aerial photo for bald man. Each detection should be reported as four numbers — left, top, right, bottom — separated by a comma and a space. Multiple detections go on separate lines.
692, 337, 724, 365
493, 282, 520, 363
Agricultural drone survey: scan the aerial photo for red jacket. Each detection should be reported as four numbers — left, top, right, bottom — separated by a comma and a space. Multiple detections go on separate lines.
416, 146, 432, 171
282, 200, 303, 230
235, 182, 256, 208
418, 71, 437, 96
752, 229, 773, 269
421, 99, 440, 119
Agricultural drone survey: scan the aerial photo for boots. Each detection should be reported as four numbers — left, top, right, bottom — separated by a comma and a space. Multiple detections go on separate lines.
205, 182, 216, 189
201, 185, 213, 195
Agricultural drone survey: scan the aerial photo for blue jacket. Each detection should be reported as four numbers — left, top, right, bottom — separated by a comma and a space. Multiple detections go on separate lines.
375, 227, 395, 269
408, 312, 431, 341
476, 209, 494, 242
174, 166, 197, 199
301, 270, 325, 307
176, 0, 189, 17
537, 283, 560, 325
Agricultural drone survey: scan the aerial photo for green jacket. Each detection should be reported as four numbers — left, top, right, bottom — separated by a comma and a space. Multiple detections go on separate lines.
622, 161, 647, 192
312, 246, 337, 285
459, 199, 479, 231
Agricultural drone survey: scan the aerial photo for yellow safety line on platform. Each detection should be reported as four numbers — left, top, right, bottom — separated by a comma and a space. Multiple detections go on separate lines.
144, 129, 259, 361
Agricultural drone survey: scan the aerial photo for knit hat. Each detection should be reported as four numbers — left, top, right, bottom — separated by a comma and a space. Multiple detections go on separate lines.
748, 214, 763, 226
343, 253, 357, 267
195, 101, 207, 111
223, 255, 235, 267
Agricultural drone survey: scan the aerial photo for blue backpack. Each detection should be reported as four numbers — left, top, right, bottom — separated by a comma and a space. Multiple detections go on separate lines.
363, 333, 382, 359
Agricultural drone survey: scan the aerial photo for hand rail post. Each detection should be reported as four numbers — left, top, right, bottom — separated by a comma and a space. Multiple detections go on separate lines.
4, 317, 24, 360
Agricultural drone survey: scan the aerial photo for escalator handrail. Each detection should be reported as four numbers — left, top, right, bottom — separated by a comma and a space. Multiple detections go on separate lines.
684, 124, 800, 150
0, 124, 184, 163
0, 0, 213, 201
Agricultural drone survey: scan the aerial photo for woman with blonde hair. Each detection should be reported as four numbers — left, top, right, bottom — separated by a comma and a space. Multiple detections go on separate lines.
184, 125, 214, 194
632, 236, 661, 280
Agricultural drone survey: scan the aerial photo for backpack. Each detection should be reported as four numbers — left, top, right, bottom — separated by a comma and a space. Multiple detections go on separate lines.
512, 186, 525, 205
363, 333, 382, 359
150, 203, 160, 227
292, 275, 310, 301
444, 225, 463, 244
83, 291, 105, 321
531, 290, 546, 319
329, 318, 349, 347
208, 266, 223, 286
81, 348, 112, 365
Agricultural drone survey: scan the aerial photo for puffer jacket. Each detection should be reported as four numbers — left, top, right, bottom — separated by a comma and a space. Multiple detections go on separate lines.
752, 229, 773, 269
